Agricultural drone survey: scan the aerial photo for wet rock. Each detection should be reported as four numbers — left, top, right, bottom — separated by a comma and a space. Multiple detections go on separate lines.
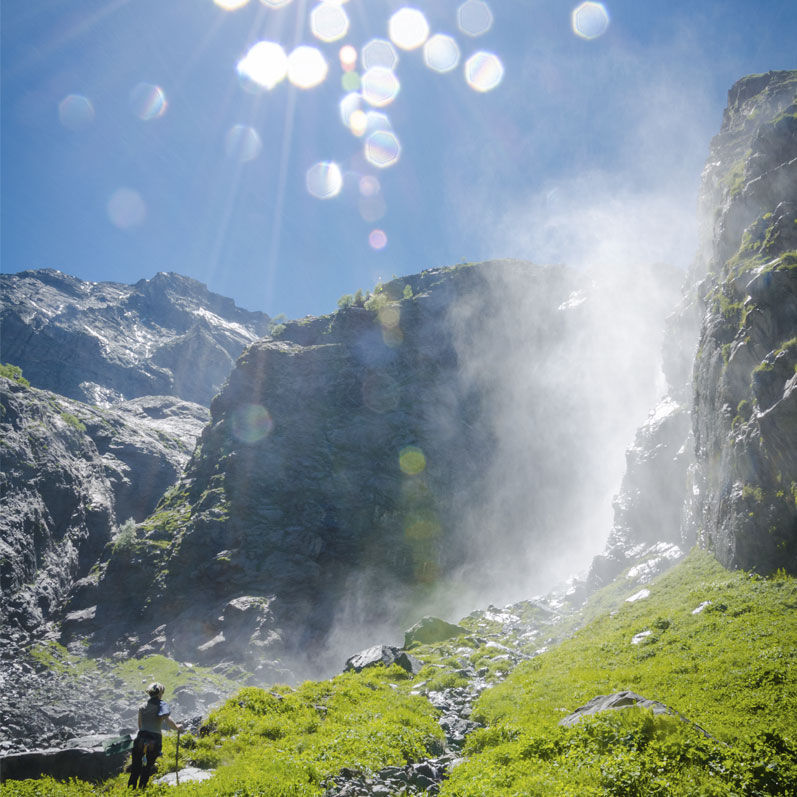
344, 645, 422, 676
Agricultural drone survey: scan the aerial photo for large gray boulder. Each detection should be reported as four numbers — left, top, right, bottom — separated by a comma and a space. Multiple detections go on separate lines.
344, 645, 423, 676
0, 736, 129, 784
559, 691, 677, 727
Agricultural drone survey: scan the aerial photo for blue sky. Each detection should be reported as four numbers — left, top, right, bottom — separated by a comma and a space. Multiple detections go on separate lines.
2, 0, 795, 319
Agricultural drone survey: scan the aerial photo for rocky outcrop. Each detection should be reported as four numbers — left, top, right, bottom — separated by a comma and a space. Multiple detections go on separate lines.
592, 70, 797, 582
688, 71, 797, 573
0, 269, 271, 406
344, 645, 423, 676
559, 691, 714, 740
0, 375, 208, 638
76, 259, 678, 671
404, 616, 467, 648
0, 736, 129, 784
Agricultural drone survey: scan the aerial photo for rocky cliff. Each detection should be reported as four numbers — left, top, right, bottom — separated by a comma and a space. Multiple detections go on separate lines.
689, 71, 797, 573
0, 374, 208, 639
75, 259, 679, 676
1, 269, 271, 406
592, 69, 797, 583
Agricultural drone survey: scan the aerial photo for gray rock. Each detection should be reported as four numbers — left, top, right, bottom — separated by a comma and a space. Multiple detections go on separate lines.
559, 691, 677, 727
155, 766, 215, 785
344, 645, 423, 676
0, 744, 128, 784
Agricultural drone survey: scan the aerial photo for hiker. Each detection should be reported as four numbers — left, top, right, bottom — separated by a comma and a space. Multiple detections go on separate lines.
128, 682, 183, 789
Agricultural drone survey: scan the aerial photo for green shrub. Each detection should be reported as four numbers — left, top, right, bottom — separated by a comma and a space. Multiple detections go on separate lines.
0, 362, 29, 386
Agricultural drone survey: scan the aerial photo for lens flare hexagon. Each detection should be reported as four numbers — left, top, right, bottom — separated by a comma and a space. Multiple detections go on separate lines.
464, 51, 504, 92
225, 125, 262, 162
310, 2, 349, 43
359, 194, 386, 222
361, 67, 400, 107
399, 446, 426, 475
571, 2, 610, 39
129, 83, 167, 120
339, 44, 358, 71
362, 38, 398, 71
370, 227, 388, 250
341, 72, 361, 91
377, 304, 400, 328
107, 188, 147, 229
364, 111, 392, 136
58, 94, 95, 130
359, 175, 380, 196
365, 130, 401, 168
287, 46, 328, 88
237, 41, 288, 90
362, 372, 399, 413
306, 161, 343, 198
388, 8, 429, 51
423, 34, 460, 73
231, 403, 273, 444
339, 92, 362, 127
457, 0, 493, 37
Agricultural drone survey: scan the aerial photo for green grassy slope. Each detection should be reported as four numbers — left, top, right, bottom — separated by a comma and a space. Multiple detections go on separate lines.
3, 550, 795, 795
443, 549, 797, 796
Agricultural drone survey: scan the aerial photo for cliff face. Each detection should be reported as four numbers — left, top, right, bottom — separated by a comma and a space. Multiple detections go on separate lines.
592, 70, 797, 583
690, 71, 797, 572
78, 259, 680, 674
85, 264, 572, 670
0, 270, 271, 406
0, 375, 208, 639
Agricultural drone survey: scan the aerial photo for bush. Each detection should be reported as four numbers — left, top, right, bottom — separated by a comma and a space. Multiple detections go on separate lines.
0, 362, 29, 386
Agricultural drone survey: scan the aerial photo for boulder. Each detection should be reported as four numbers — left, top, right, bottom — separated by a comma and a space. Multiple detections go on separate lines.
403, 616, 467, 648
344, 645, 423, 676
559, 691, 675, 727
0, 740, 128, 784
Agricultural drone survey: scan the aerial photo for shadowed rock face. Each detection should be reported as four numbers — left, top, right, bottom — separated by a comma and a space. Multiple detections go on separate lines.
83, 259, 680, 673
0, 269, 271, 406
0, 377, 209, 638
591, 70, 797, 583
688, 71, 797, 573
88, 263, 572, 668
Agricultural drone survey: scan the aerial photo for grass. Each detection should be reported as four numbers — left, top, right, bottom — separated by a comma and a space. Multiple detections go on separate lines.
59, 411, 86, 433
4, 550, 795, 795
1, 666, 444, 796
441, 549, 797, 796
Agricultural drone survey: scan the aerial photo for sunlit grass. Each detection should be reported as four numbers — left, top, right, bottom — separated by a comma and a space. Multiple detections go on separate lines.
441, 549, 797, 795
5, 550, 796, 796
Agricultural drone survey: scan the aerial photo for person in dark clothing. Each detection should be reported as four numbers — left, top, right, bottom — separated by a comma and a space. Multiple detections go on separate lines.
128, 682, 183, 789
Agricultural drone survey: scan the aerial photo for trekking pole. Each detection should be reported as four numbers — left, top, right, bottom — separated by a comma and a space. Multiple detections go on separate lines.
175, 729, 180, 786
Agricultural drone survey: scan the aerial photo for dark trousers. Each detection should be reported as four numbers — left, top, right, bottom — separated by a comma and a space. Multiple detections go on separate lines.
128, 731, 162, 788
